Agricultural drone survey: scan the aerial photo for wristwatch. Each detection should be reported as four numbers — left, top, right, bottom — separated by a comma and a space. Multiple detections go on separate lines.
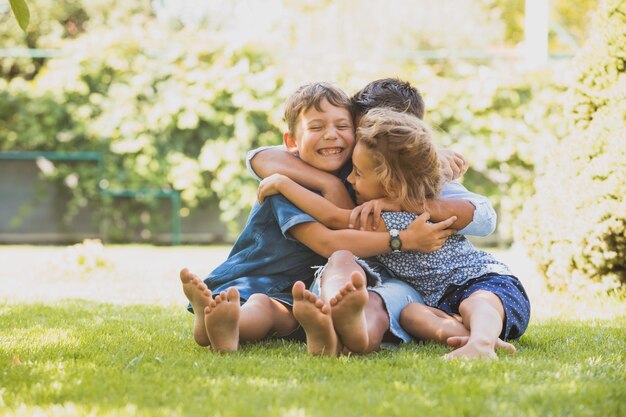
389, 229, 402, 252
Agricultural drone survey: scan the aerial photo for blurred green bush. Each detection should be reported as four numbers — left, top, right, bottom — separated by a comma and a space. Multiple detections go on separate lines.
0, 0, 600, 248
2, 56, 569, 242
517, 0, 626, 290
1, 16, 284, 239
418, 63, 567, 241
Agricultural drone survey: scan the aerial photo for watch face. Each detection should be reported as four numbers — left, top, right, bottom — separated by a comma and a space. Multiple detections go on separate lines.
390, 238, 401, 250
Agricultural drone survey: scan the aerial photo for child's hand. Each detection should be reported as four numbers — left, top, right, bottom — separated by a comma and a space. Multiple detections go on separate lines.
257, 173, 289, 204
401, 212, 457, 252
438, 149, 468, 181
349, 198, 401, 230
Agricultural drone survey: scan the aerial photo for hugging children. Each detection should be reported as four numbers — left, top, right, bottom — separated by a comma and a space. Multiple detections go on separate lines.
180, 79, 529, 359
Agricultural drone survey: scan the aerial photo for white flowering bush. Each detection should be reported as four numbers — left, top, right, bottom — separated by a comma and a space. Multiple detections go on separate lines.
517, 0, 626, 290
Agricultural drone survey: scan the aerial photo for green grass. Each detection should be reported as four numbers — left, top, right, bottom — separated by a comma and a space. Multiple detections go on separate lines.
2, 301, 625, 417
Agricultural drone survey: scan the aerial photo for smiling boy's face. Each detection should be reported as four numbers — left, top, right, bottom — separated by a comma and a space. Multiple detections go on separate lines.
284, 98, 355, 174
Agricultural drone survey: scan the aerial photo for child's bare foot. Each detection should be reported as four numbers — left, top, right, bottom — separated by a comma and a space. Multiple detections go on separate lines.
180, 268, 212, 346
329, 271, 369, 353
442, 336, 498, 360
447, 335, 517, 354
205, 287, 240, 352
292, 281, 339, 356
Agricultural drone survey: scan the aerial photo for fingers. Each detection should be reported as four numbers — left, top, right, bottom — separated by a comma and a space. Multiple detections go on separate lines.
372, 203, 382, 230
455, 151, 468, 168
257, 183, 273, 204
452, 152, 468, 178
257, 177, 270, 204
349, 206, 362, 229
423, 228, 455, 252
422, 230, 455, 252
351, 203, 379, 230
416, 212, 431, 223
257, 175, 283, 204
359, 203, 373, 230
432, 215, 457, 230
453, 156, 464, 171
451, 163, 461, 179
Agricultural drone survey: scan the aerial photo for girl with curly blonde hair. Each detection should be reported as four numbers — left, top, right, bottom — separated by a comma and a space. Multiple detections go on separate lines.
259, 107, 530, 359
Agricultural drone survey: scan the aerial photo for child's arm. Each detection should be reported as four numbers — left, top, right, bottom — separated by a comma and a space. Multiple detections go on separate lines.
288, 213, 456, 258
259, 174, 469, 233
349, 198, 475, 232
261, 177, 459, 255
438, 181, 497, 237
248, 147, 354, 209
423, 199, 475, 229
348, 180, 496, 237
258, 174, 355, 230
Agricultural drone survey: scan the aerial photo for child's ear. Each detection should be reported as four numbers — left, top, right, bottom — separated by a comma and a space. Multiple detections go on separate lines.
283, 131, 299, 153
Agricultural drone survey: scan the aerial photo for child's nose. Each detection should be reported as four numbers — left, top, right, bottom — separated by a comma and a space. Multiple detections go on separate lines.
324, 126, 337, 140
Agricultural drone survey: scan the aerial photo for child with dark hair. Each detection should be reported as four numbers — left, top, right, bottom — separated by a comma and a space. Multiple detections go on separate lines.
247, 78, 496, 354
180, 82, 455, 354
351, 77, 425, 120
258, 108, 530, 359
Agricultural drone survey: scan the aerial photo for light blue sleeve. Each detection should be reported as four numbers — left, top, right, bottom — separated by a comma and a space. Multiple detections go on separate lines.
440, 181, 497, 237
245, 145, 288, 181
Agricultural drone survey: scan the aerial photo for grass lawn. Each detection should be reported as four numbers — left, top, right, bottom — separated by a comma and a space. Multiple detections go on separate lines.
1, 244, 625, 417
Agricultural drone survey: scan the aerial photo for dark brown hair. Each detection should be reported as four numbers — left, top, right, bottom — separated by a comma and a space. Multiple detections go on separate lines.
351, 78, 425, 120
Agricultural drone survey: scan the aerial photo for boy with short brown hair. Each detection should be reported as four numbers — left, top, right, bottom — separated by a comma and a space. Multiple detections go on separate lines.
180, 82, 456, 353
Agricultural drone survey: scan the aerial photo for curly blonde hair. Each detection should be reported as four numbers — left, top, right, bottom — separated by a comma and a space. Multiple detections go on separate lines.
357, 108, 442, 212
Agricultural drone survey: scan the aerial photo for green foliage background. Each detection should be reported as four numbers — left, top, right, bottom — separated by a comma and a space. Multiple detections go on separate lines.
518, 0, 626, 290
416, 63, 568, 239
1, 8, 284, 237
2, 0, 623, 292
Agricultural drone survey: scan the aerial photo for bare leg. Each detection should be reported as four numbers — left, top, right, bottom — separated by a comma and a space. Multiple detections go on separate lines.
205, 290, 299, 353
292, 281, 340, 356
443, 291, 506, 360
238, 294, 298, 341
400, 299, 515, 354
322, 251, 369, 353
180, 268, 212, 346
204, 287, 240, 352
400, 303, 470, 344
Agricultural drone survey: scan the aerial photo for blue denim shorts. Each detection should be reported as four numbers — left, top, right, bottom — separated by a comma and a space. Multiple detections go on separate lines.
310, 258, 425, 343
437, 274, 531, 340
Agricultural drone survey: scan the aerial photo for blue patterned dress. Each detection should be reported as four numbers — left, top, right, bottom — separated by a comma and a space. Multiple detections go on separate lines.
376, 212, 513, 307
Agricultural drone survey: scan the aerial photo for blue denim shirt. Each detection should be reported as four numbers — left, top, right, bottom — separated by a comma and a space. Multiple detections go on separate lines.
202, 194, 327, 304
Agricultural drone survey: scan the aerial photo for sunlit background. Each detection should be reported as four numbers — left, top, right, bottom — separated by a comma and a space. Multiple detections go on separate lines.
0, 0, 624, 294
